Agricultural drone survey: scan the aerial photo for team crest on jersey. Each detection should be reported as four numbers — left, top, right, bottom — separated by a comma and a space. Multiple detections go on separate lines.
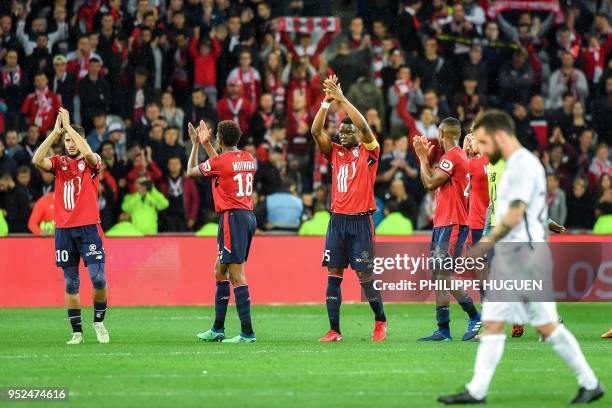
439, 159, 453, 172
352, 148, 359, 158
338, 152, 344, 157
78, 161, 86, 171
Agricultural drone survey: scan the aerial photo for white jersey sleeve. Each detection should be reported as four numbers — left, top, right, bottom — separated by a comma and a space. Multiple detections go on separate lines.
495, 148, 548, 243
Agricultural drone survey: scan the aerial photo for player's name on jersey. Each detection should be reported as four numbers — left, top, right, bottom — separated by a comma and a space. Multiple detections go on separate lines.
373, 279, 544, 292
232, 161, 255, 171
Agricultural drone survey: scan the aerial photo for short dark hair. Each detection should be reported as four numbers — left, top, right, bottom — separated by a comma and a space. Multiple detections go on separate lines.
99, 140, 114, 152
440, 116, 462, 139
472, 109, 515, 136
341, 116, 354, 125
217, 120, 242, 147
167, 155, 182, 164
17, 165, 31, 175
71, 124, 86, 138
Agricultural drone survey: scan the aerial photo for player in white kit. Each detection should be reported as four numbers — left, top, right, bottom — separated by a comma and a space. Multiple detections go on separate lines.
438, 110, 603, 405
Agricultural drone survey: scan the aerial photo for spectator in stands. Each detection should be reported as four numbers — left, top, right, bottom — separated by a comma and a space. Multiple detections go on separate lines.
548, 51, 589, 109
67, 34, 103, 80
376, 200, 414, 235
575, 129, 595, 177
99, 141, 128, 193
157, 127, 186, 174
27, 189, 55, 235
453, 75, 486, 127
0, 138, 17, 178
380, 48, 404, 96
255, 146, 284, 196
397, 0, 423, 55
589, 143, 612, 188
597, 173, 612, 204
184, 88, 218, 140
566, 177, 595, 229
86, 111, 109, 153
3, 130, 22, 158
346, 76, 385, 121
389, 65, 423, 135
528, 95, 552, 150
126, 67, 155, 126
13, 125, 41, 167
1, 49, 28, 131
15, 5, 68, 56
121, 175, 169, 235
78, 57, 110, 131
15, 165, 36, 204
551, 92, 576, 138
20, 72, 61, 136
0, 173, 30, 233
218, 78, 257, 137
159, 156, 199, 232
266, 180, 303, 230
50, 55, 75, 113
160, 92, 185, 139
227, 49, 262, 108
498, 48, 535, 109
98, 161, 117, 231
511, 103, 537, 152
131, 102, 166, 145
376, 135, 420, 201
125, 144, 163, 192
547, 173, 567, 225
285, 92, 312, 193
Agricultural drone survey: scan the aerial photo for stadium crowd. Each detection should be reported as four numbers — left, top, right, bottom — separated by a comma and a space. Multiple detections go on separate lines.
0, 0, 612, 236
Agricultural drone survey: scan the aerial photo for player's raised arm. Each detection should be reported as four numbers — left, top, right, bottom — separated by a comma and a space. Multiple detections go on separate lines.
32, 113, 63, 172
324, 76, 376, 145
310, 76, 333, 155
59, 108, 98, 168
413, 135, 449, 191
197, 120, 218, 159
186, 122, 203, 178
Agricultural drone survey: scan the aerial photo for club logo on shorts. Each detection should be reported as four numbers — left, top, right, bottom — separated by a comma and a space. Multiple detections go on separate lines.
439, 159, 453, 172
89, 244, 96, 251
78, 161, 86, 171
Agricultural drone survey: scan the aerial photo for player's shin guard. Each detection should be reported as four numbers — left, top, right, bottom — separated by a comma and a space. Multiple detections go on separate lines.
359, 277, 386, 322
548, 325, 598, 390
234, 285, 253, 336
326, 275, 343, 333
68, 309, 83, 333
458, 295, 480, 320
436, 305, 450, 332
466, 334, 506, 400
214, 280, 230, 330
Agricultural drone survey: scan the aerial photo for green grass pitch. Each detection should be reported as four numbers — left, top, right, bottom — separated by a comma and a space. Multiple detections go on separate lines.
0, 303, 610, 407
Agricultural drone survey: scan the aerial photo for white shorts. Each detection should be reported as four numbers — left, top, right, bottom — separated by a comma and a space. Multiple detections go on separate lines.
481, 301, 559, 327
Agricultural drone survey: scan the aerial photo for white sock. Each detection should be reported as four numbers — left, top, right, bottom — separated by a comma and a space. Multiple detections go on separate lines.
466, 334, 506, 400
548, 325, 598, 390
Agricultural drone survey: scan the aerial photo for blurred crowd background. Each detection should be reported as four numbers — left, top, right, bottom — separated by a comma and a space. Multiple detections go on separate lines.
0, 0, 612, 237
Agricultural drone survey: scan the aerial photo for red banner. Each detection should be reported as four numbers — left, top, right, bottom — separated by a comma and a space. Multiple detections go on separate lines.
0, 235, 610, 307
487, 0, 565, 24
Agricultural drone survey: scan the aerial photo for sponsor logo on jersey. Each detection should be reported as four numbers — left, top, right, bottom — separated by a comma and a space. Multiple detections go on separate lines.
439, 158, 453, 172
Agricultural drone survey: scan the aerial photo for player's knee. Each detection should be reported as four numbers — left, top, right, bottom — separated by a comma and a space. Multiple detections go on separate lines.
87, 263, 107, 290
328, 268, 344, 278
63, 268, 80, 294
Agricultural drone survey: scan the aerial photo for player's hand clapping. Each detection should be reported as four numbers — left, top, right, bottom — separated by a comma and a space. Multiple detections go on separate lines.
187, 122, 198, 145
413, 135, 433, 160
323, 75, 344, 102
196, 120, 212, 145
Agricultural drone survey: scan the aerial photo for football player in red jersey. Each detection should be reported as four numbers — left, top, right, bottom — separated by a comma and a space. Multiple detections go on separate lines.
464, 133, 489, 247
186, 120, 257, 343
32, 108, 109, 345
311, 75, 387, 342
413, 118, 481, 342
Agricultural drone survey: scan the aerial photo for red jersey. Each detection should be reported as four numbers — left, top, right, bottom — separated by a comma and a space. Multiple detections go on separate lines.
467, 155, 490, 229
199, 151, 255, 213
324, 142, 379, 214
49, 155, 101, 228
433, 146, 469, 227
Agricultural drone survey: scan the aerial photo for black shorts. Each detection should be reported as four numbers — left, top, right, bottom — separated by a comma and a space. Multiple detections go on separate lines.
55, 224, 105, 267
322, 213, 375, 273
217, 210, 256, 264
